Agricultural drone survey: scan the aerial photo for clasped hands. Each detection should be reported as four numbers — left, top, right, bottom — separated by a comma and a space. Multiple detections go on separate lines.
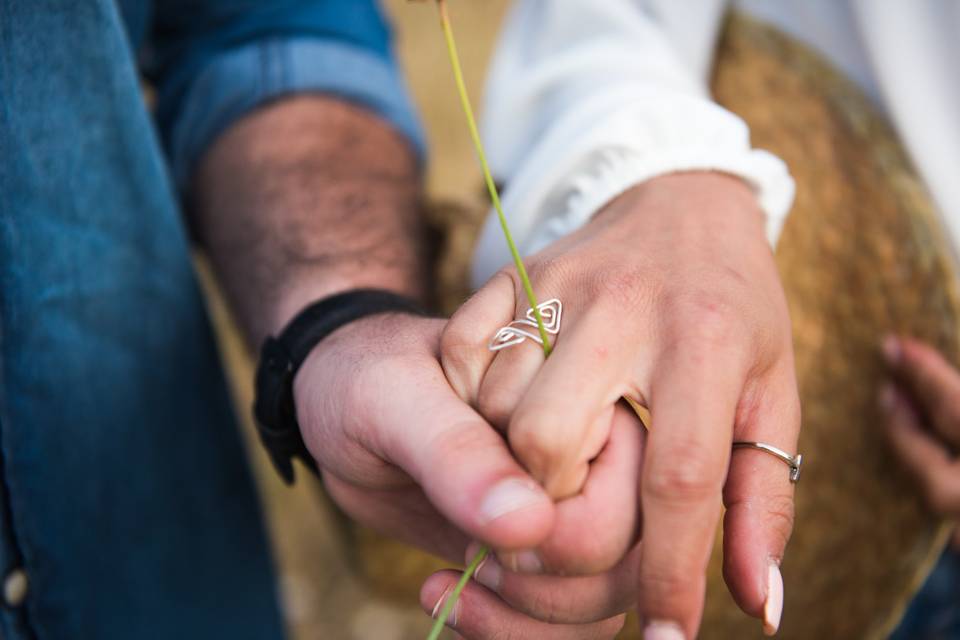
294, 173, 801, 639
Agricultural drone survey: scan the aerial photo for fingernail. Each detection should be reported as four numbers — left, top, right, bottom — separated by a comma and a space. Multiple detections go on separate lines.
500, 549, 543, 573
644, 620, 685, 640
878, 384, 897, 412
464, 541, 482, 565
474, 555, 502, 591
430, 585, 459, 627
883, 335, 901, 365
479, 477, 547, 524
763, 563, 784, 636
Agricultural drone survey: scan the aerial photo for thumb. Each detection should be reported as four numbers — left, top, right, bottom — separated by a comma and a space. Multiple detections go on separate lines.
384, 364, 556, 551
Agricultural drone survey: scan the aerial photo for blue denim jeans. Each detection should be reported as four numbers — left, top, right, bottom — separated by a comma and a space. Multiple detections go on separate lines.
893, 545, 960, 639
0, 2, 285, 639
1, 0, 421, 636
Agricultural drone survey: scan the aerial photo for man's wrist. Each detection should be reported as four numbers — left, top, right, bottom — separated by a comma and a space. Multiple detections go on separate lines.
254, 288, 426, 484
268, 275, 426, 342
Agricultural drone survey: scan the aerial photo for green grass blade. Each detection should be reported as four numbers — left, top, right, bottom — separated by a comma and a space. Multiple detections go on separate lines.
424, 2, 555, 637
436, 0, 552, 356
426, 546, 488, 640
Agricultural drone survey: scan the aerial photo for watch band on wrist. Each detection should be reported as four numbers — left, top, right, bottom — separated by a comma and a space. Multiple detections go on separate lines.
253, 288, 426, 484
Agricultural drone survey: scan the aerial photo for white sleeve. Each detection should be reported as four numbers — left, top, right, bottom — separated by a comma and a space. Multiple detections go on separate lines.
470, 0, 796, 287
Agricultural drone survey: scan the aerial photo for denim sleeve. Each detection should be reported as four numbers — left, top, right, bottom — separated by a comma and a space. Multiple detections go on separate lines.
142, 0, 426, 189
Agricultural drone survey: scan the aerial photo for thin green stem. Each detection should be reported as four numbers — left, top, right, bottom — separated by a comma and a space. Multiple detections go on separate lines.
425, 2, 553, 637
426, 545, 488, 640
436, 0, 552, 356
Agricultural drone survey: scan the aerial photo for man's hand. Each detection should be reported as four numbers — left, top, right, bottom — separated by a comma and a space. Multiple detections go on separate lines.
295, 313, 555, 557
296, 312, 634, 639
442, 172, 800, 637
881, 336, 960, 547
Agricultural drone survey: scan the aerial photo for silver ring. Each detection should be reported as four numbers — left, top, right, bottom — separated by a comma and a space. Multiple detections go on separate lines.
489, 299, 563, 351
732, 441, 803, 483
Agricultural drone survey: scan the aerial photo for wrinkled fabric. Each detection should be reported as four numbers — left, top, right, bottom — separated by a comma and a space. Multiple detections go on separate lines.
0, 1, 417, 638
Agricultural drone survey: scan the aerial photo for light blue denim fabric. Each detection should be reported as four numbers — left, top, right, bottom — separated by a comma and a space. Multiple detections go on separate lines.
166, 37, 425, 189
135, 0, 425, 188
0, 0, 421, 638
892, 546, 960, 639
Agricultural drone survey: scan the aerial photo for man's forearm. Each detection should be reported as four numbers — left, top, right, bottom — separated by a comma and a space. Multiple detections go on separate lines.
190, 95, 426, 346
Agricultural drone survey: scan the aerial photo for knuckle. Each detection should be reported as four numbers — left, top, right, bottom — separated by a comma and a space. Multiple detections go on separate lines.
659, 274, 786, 361
440, 317, 488, 401
640, 564, 700, 608
595, 265, 651, 311
674, 292, 741, 347
476, 378, 518, 430
526, 255, 571, 287
573, 538, 624, 575
493, 264, 521, 284
568, 510, 637, 574
440, 315, 484, 369
763, 494, 797, 549
508, 410, 570, 481
519, 587, 567, 624
645, 448, 722, 505
490, 265, 530, 309
548, 530, 625, 577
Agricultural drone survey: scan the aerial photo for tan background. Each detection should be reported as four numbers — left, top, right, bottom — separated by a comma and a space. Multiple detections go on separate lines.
389, 0, 511, 201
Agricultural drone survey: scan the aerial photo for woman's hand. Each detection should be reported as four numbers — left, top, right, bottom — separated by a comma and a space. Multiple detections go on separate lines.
441, 172, 801, 637
881, 336, 960, 547
420, 400, 646, 638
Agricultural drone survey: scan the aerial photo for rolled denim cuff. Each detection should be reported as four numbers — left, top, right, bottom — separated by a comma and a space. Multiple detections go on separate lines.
167, 37, 426, 189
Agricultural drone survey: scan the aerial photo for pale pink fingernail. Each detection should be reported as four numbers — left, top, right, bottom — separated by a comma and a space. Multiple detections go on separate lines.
644, 620, 685, 640
883, 335, 901, 365
501, 549, 543, 573
763, 563, 784, 636
430, 585, 459, 627
474, 555, 502, 591
479, 477, 547, 524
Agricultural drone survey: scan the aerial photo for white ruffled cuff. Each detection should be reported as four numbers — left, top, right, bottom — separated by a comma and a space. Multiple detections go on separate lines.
471, 90, 795, 287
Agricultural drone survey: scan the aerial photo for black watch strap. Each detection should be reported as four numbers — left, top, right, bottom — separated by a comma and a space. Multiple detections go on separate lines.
253, 289, 426, 484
